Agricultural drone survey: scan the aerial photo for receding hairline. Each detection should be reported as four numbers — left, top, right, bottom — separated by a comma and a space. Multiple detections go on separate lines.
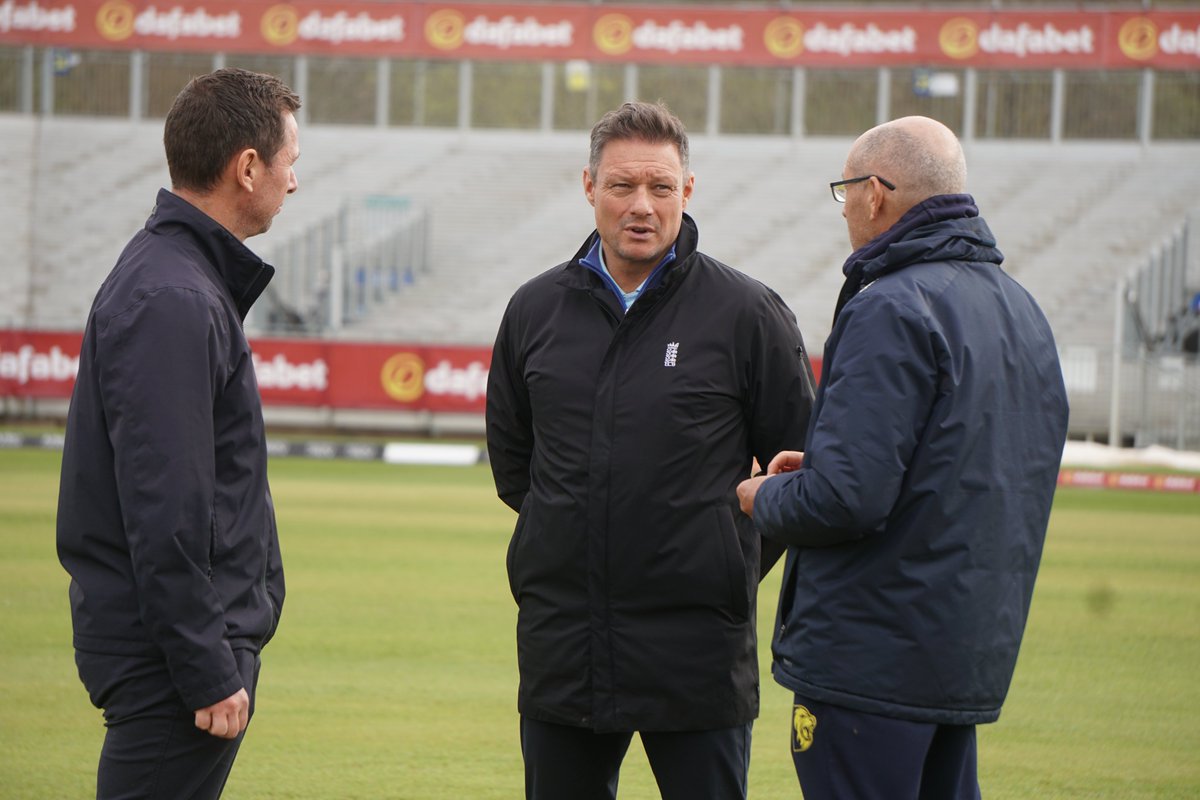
847, 116, 967, 201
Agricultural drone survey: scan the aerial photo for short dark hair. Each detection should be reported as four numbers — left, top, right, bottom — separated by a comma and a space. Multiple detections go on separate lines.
588, 101, 689, 178
164, 68, 301, 194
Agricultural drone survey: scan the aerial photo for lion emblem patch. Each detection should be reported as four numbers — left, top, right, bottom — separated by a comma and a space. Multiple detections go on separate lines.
792, 704, 817, 753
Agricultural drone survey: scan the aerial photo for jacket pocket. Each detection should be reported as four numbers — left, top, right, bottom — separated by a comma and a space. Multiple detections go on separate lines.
505, 497, 533, 603
714, 504, 751, 621
207, 499, 217, 580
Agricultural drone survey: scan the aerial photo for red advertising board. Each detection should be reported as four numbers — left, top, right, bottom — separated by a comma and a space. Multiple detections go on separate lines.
252, 337, 492, 413
0, 1, 1197, 70
0, 328, 821, 414
0, 329, 491, 412
1058, 469, 1200, 494
0, 330, 81, 400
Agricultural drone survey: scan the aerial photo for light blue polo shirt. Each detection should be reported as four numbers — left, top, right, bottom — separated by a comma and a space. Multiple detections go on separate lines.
580, 238, 678, 313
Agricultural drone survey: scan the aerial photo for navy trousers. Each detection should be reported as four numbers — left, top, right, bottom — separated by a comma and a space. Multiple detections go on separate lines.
790, 694, 981, 800
520, 716, 752, 800
75, 648, 260, 800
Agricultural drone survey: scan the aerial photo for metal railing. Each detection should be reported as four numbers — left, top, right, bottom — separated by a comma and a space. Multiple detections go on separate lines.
2, 45, 1199, 142
252, 196, 429, 335
1108, 220, 1200, 449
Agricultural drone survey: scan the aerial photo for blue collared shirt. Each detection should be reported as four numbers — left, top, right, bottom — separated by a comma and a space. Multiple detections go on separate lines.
580, 238, 677, 313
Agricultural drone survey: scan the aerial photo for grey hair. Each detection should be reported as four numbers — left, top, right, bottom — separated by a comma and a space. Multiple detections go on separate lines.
850, 121, 966, 201
588, 101, 690, 178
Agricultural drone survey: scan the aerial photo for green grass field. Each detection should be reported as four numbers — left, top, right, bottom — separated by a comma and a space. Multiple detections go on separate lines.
2, 445, 1198, 799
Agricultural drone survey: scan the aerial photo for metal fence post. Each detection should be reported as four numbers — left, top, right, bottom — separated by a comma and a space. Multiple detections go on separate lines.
706, 65, 720, 136
376, 58, 390, 128
790, 67, 806, 139
962, 68, 976, 143
1050, 69, 1065, 143
1109, 279, 1124, 446
129, 50, 144, 120
20, 46, 33, 113
540, 62, 554, 132
876, 67, 890, 126
458, 60, 472, 130
39, 48, 53, 116
1137, 68, 1154, 147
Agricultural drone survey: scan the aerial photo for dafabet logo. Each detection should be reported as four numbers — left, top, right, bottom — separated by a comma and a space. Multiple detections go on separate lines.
425, 8, 464, 51
381, 353, 425, 403
95, 0, 135, 41
764, 17, 804, 59
261, 4, 298, 46
1118, 17, 1157, 61
939, 17, 978, 60
593, 13, 633, 55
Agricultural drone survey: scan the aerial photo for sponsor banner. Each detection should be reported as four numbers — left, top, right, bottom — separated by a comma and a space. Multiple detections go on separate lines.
590, 5, 757, 66
0, 329, 81, 399
1106, 13, 1200, 69
5, 428, 1198, 489
0, 2, 1197, 69
1, 328, 820, 414
0, 329, 493, 413
920, 12, 1101, 69
256, 1, 409, 55
414, 3, 586, 60
1058, 469, 1200, 493
249, 338, 492, 413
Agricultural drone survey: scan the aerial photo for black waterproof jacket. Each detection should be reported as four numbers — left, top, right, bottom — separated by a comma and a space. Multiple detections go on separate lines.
753, 196, 1069, 725
487, 214, 816, 732
57, 189, 284, 712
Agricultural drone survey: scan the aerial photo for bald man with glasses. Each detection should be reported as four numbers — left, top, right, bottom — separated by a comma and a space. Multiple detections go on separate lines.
738, 116, 1070, 800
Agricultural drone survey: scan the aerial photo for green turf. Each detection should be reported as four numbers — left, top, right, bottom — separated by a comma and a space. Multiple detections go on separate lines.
1, 446, 1198, 798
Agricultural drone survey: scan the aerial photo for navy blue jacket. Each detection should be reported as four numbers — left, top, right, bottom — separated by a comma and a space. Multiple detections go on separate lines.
487, 214, 816, 732
753, 195, 1069, 725
57, 189, 284, 712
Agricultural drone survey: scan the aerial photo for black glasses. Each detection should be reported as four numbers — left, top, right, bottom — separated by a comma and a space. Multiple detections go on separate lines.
830, 175, 896, 203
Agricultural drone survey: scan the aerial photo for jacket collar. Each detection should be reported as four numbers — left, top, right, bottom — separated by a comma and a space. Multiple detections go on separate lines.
833, 194, 999, 323
559, 212, 700, 296
145, 188, 276, 320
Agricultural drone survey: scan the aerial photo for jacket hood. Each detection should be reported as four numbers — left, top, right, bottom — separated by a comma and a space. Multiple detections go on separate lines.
834, 194, 1001, 323
146, 188, 275, 320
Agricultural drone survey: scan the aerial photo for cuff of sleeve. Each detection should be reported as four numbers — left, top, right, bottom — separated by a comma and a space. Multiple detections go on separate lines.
176, 647, 244, 711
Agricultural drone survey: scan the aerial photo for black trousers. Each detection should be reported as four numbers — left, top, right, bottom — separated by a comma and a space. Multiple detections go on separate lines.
75, 648, 260, 800
790, 694, 982, 800
520, 716, 752, 800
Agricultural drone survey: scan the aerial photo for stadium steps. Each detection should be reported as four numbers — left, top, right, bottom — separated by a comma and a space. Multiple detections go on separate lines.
4, 120, 1199, 352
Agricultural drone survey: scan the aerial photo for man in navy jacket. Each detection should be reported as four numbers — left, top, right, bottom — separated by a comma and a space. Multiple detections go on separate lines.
57, 69, 300, 799
738, 116, 1069, 799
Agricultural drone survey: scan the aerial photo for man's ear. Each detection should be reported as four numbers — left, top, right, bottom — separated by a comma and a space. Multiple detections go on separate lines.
868, 178, 886, 221
582, 166, 595, 208
234, 148, 259, 193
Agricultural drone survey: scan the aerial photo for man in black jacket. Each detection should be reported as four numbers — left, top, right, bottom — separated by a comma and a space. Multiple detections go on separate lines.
486, 101, 816, 800
56, 68, 300, 799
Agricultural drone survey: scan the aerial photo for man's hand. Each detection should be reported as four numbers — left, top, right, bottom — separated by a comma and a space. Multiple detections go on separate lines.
737, 451, 805, 517
194, 688, 249, 740
737, 475, 769, 517
767, 450, 804, 475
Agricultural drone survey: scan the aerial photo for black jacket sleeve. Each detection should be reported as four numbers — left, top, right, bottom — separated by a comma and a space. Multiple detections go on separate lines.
744, 287, 817, 577
486, 295, 534, 513
97, 287, 243, 710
